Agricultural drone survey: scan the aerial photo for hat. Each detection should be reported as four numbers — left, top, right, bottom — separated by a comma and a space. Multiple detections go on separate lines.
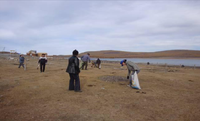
120, 59, 127, 66
120, 60, 123, 66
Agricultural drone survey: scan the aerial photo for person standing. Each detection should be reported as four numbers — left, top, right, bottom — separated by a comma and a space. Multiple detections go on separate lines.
18, 55, 25, 68
38, 54, 47, 72
80, 53, 90, 70
66, 50, 81, 92
120, 59, 140, 86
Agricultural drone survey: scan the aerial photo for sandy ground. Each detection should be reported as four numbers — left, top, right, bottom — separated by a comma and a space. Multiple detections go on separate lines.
0, 56, 200, 121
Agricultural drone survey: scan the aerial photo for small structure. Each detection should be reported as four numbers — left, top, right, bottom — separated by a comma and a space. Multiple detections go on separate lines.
10, 50, 17, 54
27, 50, 38, 56
27, 50, 47, 57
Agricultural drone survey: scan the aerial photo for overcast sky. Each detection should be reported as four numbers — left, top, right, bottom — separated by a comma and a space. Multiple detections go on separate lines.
0, 0, 200, 55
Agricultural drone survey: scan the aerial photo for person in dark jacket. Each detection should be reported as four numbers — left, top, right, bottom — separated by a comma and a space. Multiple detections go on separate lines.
96, 58, 101, 69
38, 54, 47, 72
18, 55, 25, 68
66, 50, 81, 92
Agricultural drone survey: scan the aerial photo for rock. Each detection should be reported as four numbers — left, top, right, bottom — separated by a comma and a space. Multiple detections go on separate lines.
188, 80, 194, 82
87, 85, 95, 87
142, 92, 146, 94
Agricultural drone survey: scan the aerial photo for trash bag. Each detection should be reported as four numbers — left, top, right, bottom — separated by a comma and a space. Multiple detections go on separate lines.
24, 64, 26, 71
131, 72, 141, 89
80, 61, 84, 68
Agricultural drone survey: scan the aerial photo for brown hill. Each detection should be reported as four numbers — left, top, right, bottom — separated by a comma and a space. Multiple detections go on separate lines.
79, 50, 200, 58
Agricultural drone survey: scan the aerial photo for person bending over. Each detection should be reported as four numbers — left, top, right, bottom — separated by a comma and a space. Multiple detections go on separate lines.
120, 59, 140, 86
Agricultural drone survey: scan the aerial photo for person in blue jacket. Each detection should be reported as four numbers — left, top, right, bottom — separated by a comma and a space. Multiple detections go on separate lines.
18, 55, 25, 68
80, 53, 91, 70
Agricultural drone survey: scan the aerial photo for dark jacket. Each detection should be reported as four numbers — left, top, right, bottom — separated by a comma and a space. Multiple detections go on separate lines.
66, 56, 80, 74
96, 58, 101, 64
19, 57, 25, 63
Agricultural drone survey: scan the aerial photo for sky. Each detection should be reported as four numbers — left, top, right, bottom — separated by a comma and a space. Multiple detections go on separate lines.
0, 0, 200, 55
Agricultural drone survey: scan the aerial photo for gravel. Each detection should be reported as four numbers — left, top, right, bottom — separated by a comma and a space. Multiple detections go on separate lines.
99, 75, 127, 82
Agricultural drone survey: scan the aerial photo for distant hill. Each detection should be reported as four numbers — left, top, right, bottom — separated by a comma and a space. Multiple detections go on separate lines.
0, 51, 10, 54
78, 50, 200, 58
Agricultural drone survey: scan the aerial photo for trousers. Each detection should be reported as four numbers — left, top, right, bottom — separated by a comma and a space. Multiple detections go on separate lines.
69, 73, 81, 91
81, 61, 88, 70
18, 63, 24, 68
40, 63, 46, 72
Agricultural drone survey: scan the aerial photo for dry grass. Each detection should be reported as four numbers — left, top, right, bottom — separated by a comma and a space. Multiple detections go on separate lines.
0, 56, 200, 121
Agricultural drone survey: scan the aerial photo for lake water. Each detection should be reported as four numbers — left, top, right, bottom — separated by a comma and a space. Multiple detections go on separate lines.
91, 58, 200, 67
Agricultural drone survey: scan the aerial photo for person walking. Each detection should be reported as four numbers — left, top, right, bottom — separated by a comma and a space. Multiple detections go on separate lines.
38, 54, 47, 72
80, 53, 90, 70
66, 50, 81, 92
18, 55, 25, 68
120, 59, 140, 86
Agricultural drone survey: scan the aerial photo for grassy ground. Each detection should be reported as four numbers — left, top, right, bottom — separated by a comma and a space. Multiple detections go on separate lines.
0, 57, 200, 121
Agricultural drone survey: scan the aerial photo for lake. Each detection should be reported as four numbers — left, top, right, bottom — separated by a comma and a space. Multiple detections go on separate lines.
91, 58, 200, 67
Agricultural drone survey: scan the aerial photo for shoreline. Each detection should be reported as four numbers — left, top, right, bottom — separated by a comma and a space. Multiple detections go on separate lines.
91, 57, 200, 60
99, 60, 200, 68
1, 53, 200, 60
